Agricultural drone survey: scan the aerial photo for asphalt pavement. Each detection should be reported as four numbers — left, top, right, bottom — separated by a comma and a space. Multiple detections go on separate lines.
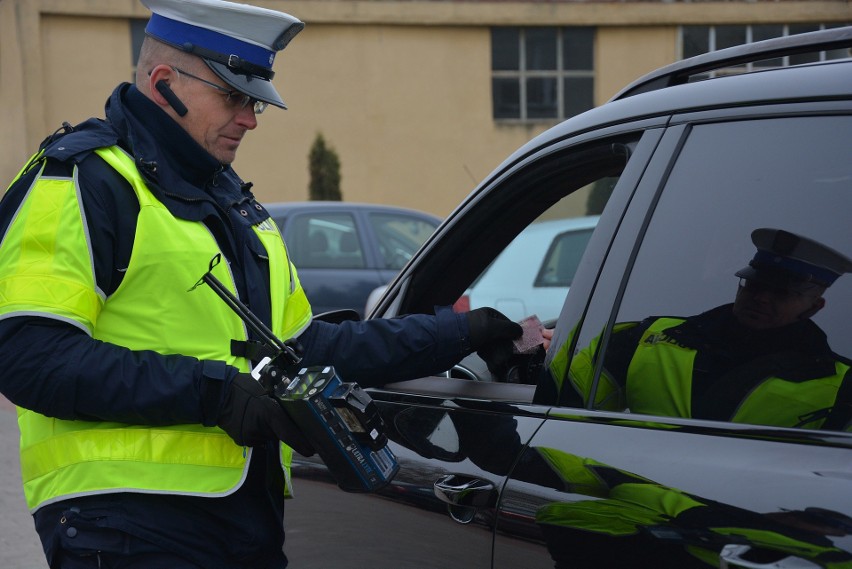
0, 396, 47, 569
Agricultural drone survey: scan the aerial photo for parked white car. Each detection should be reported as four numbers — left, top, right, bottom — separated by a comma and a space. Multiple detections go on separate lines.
456, 215, 599, 323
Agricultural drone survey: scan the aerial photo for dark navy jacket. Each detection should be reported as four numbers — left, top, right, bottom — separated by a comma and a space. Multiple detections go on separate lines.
0, 84, 473, 568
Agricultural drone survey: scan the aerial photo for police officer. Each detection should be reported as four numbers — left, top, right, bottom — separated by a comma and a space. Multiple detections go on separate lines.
553, 228, 852, 430
0, 1, 520, 567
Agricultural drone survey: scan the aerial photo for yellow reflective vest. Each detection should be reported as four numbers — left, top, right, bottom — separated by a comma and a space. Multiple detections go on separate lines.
1, 146, 312, 511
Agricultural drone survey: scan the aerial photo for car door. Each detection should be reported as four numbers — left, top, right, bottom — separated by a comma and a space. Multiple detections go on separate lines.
501, 109, 852, 568
283, 127, 661, 567
284, 386, 547, 568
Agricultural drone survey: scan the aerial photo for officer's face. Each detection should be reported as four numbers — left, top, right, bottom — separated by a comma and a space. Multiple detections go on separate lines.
732, 278, 825, 330
171, 66, 259, 164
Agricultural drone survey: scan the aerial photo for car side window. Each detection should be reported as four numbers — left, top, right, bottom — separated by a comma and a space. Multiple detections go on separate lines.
368, 213, 438, 270
286, 213, 366, 269
560, 115, 852, 431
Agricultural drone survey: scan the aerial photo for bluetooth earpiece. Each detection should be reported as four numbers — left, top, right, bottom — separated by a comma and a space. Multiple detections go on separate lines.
155, 80, 188, 117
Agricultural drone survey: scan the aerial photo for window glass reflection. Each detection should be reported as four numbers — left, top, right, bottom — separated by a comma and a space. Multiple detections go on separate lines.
563, 116, 852, 431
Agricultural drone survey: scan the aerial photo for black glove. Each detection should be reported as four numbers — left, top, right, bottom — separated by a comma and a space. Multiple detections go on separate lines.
466, 307, 523, 378
217, 373, 315, 456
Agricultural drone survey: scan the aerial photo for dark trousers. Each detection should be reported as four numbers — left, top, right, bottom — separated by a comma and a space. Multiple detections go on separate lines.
33, 492, 289, 569
36, 506, 205, 569
52, 551, 204, 569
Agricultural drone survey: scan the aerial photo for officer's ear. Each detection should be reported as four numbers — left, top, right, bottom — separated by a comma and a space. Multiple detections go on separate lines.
799, 296, 825, 320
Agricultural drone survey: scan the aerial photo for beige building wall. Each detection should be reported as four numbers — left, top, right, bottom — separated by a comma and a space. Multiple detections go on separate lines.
1, 1, 849, 217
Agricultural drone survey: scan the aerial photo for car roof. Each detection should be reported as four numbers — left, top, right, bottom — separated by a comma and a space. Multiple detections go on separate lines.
478, 216, 600, 279
264, 201, 442, 222
523, 216, 600, 236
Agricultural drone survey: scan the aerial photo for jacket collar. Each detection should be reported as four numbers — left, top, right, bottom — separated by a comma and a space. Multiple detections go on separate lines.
113, 84, 223, 187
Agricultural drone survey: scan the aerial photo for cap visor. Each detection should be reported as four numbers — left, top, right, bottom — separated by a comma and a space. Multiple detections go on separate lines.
736, 265, 825, 291
205, 60, 287, 109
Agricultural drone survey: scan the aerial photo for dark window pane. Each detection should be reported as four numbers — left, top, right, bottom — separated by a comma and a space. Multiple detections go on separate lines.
563, 76, 594, 118
789, 51, 820, 65
526, 28, 557, 71
492, 28, 520, 71
563, 27, 594, 70
715, 25, 746, 50
493, 78, 520, 119
789, 24, 820, 36
683, 25, 710, 58
751, 24, 784, 43
825, 47, 851, 60
492, 25, 597, 122
527, 77, 557, 119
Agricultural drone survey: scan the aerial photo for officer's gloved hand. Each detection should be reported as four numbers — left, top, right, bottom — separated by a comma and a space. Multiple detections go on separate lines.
466, 307, 523, 378
217, 373, 315, 457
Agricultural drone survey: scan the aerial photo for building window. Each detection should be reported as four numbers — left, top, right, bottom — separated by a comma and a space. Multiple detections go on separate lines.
682, 24, 850, 76
491, 27, 594, 123
130, 19, 147, 80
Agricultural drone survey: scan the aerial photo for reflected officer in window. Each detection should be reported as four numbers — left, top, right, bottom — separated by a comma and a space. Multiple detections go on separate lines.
556, 228, 852, 430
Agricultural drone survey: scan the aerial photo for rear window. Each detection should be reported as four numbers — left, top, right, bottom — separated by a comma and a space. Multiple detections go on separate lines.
535, 227, 595, 287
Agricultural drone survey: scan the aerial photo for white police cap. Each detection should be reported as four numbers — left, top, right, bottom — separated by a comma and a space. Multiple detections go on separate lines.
736, 228, 852, 288
142, 0, 304, 109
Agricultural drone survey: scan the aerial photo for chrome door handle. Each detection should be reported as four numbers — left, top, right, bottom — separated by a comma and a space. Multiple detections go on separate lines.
433, 474, 497, 509
719, 544, 820, 569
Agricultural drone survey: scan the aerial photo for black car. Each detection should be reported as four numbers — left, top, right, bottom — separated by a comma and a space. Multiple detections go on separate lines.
285, 29, 852, 568
266, 201, 440, 318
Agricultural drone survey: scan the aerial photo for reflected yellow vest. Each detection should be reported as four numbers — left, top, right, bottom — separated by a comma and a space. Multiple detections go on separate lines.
562, 318, 848, 429
626, 318, 849, 428
6, 146, 312, 511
